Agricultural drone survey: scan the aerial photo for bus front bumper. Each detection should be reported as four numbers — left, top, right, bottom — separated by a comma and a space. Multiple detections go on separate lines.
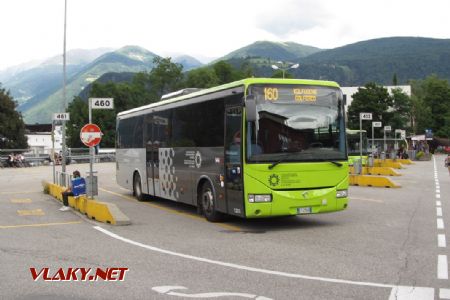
244, 187, 348, 218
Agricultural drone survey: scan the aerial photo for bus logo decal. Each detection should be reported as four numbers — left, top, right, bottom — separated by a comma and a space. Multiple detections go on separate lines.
268, 174, 280, 187
195, 151, 202, 168
184, 151, 202, 169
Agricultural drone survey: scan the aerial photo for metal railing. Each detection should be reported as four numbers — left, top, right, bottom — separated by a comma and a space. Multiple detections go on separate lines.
0, 148, 115, 168
55, 171, 72, 187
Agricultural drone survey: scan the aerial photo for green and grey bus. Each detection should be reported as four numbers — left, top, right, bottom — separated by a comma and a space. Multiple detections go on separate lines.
116, 78, 348, 222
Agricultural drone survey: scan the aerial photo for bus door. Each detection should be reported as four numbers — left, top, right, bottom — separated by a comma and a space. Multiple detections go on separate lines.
152, 115, 170, 198
145, 115, 155, 195
224, 106, 244, 216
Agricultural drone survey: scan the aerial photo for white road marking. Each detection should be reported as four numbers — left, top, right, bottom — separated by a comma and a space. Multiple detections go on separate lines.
388, 286, 434, 300
437, 207, 443, 217
438, 255, 448, 279
350, 197, 384, 203
94, 226, 433, 298
437, 201, 442, 207
439, 234, 447, 248
438, 219, 445, 229
440, 288, 450, 299
437, 194, 441, 199
437, 189, 441, 194
152, 286, 272, 299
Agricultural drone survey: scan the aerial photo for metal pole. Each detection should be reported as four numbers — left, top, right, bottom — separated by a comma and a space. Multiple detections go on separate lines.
372, 123, 374, 154
384, 130, 386, 153
89, 99, 94, 199
61, 0, 68, 174
52, 121, 55, 184
359, 116, 362, 160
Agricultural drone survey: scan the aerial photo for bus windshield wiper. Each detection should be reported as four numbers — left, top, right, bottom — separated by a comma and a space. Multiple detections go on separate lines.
315, 159, 343, 167
268, 152, 300, 170
329, 161, 343, 167
268, 159, 284, 170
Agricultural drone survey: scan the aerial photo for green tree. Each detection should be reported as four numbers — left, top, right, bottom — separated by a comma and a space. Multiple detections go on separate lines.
66, 97, 88, 148
213, 61, 240, 84
422, 75, 450, 137
392, 73, 398, 86
239, 60, 254, 78
390, 88, 412, 131
66, 79, 153, 148
347, 83, 393, 138
149, 57, 184, 99
0, 85, 28, 149
410, 75, 450, 137
185, 67, 219, 88
410, 94, 432, 134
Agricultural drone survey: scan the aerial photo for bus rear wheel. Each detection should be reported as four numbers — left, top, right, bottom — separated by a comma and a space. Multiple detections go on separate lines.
201, 182, 224, 222
133, 173, 145, 201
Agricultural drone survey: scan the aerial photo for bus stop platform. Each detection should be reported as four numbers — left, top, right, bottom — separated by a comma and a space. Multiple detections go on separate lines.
43, 181, 130, 225
349, 174, 401, 188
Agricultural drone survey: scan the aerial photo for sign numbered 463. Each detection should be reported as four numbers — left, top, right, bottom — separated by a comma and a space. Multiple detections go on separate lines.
360, 112, 372, 120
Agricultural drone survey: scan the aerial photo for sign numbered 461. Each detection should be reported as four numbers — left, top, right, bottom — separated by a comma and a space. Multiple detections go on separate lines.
53, 113, 70, 121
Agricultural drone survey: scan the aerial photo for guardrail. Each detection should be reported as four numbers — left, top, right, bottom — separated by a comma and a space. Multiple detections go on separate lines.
0, 153, 115, 168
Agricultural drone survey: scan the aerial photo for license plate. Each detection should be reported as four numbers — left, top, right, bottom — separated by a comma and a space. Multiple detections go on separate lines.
297, 207, 312, 214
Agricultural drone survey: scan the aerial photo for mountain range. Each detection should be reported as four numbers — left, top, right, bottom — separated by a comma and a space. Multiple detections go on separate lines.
1, 36, 450, 124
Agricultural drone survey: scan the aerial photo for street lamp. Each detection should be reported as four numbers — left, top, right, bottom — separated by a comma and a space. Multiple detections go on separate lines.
61, 0, 68, 174
271, 61, 299, 78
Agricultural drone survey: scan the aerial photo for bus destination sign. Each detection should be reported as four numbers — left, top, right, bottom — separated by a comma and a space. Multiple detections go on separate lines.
263, 87, 317, 103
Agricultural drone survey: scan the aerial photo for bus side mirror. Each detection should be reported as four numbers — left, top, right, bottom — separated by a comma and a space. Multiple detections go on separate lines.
245, 95, 257, 122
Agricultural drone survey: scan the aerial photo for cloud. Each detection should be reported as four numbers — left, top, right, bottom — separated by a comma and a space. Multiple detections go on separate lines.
255, 0, 329, 37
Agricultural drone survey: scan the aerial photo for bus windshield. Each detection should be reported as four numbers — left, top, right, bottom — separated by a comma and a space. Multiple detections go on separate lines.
247, 84, 346, 163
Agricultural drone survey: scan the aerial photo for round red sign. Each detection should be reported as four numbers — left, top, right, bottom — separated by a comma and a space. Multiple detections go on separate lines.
80, 123, 102, 147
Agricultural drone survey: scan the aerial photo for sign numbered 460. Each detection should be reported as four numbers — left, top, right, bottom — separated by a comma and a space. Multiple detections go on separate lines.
90, 98, 114, 109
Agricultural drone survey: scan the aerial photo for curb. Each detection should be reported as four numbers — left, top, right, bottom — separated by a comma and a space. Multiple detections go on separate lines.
44, 181, 131, 225
349, 174, 401, 188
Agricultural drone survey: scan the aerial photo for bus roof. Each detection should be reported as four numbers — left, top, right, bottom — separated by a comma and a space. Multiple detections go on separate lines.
117, 78, 340, 118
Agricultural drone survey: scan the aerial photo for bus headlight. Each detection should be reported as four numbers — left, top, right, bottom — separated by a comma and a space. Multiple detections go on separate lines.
336, 190, 348, 198
248, 194, 272, 203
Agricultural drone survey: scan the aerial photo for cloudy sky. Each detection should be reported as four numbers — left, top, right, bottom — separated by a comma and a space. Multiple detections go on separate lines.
1, 0, 450, 70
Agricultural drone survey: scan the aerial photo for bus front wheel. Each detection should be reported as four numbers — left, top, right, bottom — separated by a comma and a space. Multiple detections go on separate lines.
201, 182, 223, 222
133, 173, 144, 201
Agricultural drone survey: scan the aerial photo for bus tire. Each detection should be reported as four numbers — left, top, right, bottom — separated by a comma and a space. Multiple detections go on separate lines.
200, 182, 224, 222
133, 172, 145, 201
